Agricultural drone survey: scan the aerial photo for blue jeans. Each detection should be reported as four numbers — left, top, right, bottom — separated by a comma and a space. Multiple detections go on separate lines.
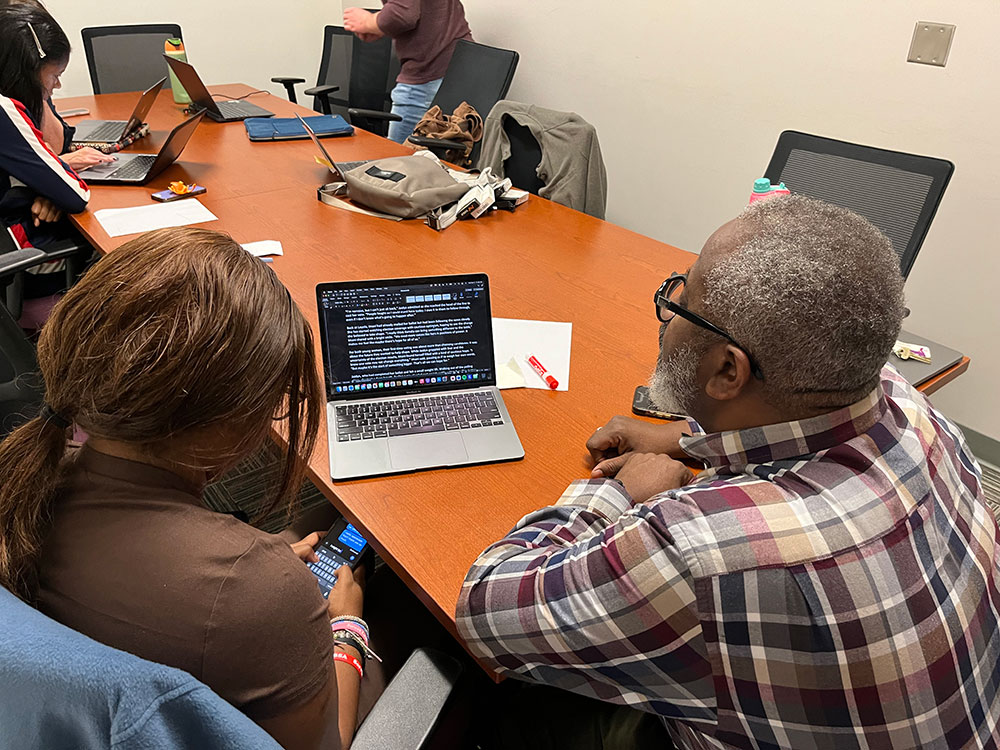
387, 79, 443, 143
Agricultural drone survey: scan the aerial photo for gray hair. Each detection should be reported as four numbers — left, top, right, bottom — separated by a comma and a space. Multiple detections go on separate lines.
701, 195, 906, 408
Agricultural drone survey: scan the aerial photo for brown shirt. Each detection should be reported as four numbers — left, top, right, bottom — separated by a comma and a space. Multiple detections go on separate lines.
378, 0, 472, 84
37, 446, 333, 720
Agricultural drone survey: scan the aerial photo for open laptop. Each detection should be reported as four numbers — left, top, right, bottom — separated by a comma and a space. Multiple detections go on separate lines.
163, 56, 274, 122
77, 111, 205, 184
317, 274, 524, 480
72, 77, 166, 145
297, 114, 368, 176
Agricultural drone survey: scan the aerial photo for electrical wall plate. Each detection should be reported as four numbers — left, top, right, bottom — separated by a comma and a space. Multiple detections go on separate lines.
907, 22, 956, 67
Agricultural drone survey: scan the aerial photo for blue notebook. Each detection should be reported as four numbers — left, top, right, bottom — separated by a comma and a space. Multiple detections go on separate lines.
245, 115, 354, 141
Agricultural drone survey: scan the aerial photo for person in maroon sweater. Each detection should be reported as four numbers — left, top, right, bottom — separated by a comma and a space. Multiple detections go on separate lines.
343, 0, 472, 143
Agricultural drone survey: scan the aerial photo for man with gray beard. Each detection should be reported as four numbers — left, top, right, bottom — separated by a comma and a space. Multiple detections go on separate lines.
457, 196, 1000, 750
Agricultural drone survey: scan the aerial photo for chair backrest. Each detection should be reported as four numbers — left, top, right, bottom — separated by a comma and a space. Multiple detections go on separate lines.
0, 586, 282, 749
314, 25, 397, 136
81, 24, 182, 95
0, 288, 42, 436
763, 130, 954, 278
501, 116, 545, 194
430, 40, 519, 165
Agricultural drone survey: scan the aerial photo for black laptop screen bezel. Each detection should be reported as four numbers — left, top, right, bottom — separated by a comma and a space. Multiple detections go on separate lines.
316, 273, 497, 402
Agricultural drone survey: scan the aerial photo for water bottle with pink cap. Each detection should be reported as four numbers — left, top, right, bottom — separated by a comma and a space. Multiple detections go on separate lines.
748, 178, 791, 204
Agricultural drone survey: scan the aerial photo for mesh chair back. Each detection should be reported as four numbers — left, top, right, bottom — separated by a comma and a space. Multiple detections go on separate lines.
314, 26, 397, 136
763, 130, 953, 278
0, 298, 41, 435
430, 40, 519, 165
81, 25, 182, 95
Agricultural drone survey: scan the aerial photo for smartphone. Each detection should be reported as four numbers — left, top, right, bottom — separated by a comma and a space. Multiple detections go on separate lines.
307, 519, 369, 599
151, 185, 206, 202
632, 385, 687, 421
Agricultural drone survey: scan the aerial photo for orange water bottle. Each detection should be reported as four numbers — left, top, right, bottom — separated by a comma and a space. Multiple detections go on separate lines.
164, 38, 191, 105
748, 178, 791, 204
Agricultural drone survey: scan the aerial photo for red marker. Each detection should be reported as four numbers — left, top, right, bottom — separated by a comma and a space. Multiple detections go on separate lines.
526, 354, 559, 389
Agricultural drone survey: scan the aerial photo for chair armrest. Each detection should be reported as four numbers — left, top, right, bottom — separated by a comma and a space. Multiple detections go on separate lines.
348, 108, 402, 123
303, 84, 341, 98
0, 248, 47, 278
350, 648, 462, 750
407, 135, 468, 152
270, 76, 306, 104
303, 85, 342, 115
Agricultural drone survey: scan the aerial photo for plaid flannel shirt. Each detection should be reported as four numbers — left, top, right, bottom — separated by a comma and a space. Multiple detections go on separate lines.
457, 366, 1000, 749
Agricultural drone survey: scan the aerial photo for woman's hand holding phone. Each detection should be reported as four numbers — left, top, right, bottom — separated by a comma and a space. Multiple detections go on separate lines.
327, 565, 363, 619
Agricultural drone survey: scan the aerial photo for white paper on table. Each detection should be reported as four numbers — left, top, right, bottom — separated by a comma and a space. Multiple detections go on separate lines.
93, 199, 218, 238
241, 240, 284, 257
492, 317, 572, 391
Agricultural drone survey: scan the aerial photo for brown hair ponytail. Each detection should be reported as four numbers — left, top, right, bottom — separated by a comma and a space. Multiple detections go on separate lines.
0, 411, 71, 599
0, 227, 322, 601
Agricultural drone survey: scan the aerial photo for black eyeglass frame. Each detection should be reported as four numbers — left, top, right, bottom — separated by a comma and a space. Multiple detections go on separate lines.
654, 273, 764, 380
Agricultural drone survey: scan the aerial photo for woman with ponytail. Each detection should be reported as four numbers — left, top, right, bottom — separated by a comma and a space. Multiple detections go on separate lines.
0, 227, 367, 749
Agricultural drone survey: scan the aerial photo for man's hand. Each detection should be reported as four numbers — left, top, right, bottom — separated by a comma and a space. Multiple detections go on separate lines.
30, 196, 62, 226
587, 416, 690, 476
613, 453, 693, 504
61, 147, 116, 171
327, 565, 364, 619
343, 7, 379, 35
290, 531, 325, 563
356, 30, 385, 42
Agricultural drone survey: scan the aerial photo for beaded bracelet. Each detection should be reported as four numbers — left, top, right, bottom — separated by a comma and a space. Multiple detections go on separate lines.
331, 620, 369, 645
333, 651, 363, 679
330, 615, 369, 638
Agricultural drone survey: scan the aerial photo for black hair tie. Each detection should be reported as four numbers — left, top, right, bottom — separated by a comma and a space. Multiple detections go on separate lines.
39, 403, 71, 430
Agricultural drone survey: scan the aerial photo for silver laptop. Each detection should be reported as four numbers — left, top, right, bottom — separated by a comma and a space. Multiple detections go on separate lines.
163, 55, 274, 122
77, 111, 204, 184
317, 274, 525, 480
72, 77, 166, 144
297, 114, 368, 177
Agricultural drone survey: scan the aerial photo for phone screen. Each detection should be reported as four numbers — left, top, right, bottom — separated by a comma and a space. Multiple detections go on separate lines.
308, 521, 368, 598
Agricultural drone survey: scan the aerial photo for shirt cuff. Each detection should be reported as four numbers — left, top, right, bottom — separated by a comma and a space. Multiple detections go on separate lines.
554, 478, 634, 521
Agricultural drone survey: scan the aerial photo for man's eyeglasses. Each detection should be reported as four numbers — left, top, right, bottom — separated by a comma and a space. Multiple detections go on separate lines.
654, 273, 764, 380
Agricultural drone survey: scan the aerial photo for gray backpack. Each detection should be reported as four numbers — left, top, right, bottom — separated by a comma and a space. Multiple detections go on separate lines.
321, 155, 469, 220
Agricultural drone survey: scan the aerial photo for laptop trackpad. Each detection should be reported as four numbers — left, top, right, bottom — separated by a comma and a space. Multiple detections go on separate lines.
389, 432, 468, 470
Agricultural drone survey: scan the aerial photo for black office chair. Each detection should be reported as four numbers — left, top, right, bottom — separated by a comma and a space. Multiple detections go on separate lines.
81, 24, 182, 95
351, 40, 519, 166
501, 116, 545, 195
272, 25, 399, 137
0, 248, 49, 435
763, 130, 954, 278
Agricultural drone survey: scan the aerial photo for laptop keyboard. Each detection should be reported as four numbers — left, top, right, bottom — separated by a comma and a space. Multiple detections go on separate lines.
82, 120, 125, 142
109, 154, 156, 180
335, 391, 504, 442
216, 100, 272, 119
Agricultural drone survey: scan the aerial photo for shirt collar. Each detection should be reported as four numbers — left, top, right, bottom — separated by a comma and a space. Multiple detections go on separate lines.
680, 383, 888, 469
73, 444, 206, 500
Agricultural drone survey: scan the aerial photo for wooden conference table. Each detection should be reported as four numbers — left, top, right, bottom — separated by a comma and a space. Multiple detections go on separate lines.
62, 84, 970, 646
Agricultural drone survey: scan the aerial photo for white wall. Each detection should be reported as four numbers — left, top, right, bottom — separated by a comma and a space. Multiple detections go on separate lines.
46, 0, 338, 101
45, 1, 1000, 440
462, 0, 1000, 441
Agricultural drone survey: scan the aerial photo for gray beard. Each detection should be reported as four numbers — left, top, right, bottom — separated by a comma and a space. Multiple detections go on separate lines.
648, 342, 700, 416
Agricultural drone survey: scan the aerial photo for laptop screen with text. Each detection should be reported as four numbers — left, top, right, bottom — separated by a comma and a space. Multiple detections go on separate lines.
317, 274, 496, 401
